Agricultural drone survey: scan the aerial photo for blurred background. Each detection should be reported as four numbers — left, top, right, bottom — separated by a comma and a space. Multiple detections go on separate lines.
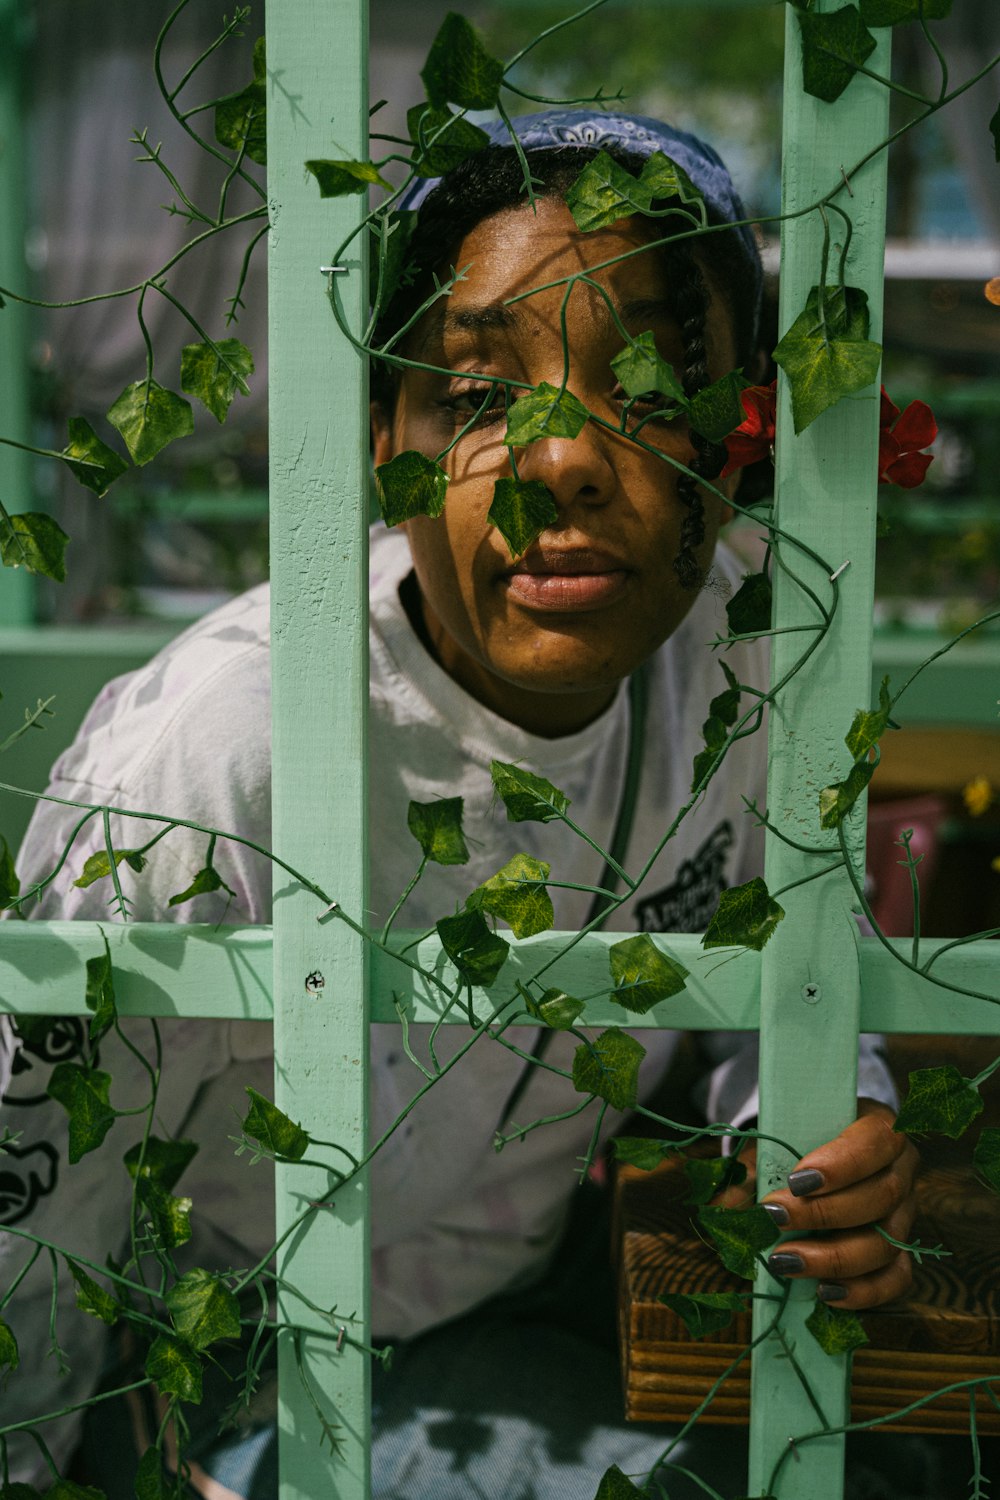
0, 0, 998, 938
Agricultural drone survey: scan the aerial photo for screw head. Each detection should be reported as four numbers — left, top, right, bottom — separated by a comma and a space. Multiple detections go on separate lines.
305, 970, 326, 996
801, 982, 822, 1004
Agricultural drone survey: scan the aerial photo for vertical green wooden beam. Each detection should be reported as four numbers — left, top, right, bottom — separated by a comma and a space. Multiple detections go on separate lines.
748, 8, 891, 1499
267, 3, 370, 1497
0, 0, 34, 627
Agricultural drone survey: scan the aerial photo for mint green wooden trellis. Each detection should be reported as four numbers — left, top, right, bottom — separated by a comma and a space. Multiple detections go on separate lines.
3, 4, 1000, 1499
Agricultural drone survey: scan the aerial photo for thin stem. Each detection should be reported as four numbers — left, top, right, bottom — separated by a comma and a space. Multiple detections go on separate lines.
102, 807, 130, 922
0, 435, 100, 469
770, 860, 846, 902
169, 8, 249, 101
740, 797, 839, 858
921, 927, 1000, 977
894, 828, 922, 967
503, 0, 611, 71
890, 608, 1000, 712
494, 1092, 595, 1149
496, 98, 539, 211
920, 13, 949, 101
433, 385, 499, 465
393, 996, 435, 1081
226, 223, 267, 326
0, 1243, 43, 1313
969, 1053, 1000, 1093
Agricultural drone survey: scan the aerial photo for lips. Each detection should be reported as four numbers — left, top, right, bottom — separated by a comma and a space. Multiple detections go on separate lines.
502, 546, 631, 610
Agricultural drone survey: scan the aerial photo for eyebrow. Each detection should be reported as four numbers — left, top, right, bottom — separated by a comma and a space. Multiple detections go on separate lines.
620, 296, 677, 328
414, 301, 526, 357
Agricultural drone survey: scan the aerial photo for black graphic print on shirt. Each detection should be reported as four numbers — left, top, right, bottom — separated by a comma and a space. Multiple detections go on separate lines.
1, 1016, 92, 1224
635, 821, 733, 933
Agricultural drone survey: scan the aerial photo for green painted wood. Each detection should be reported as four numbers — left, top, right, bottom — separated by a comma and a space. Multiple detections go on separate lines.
748, 8, 893, 1498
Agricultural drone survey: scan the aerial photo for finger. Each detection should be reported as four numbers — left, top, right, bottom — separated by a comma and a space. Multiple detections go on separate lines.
813, 1250, 913, 1312
765, 1202, 915, 1284
783, 1102, 911, 1200
761, 1155, 918, 1235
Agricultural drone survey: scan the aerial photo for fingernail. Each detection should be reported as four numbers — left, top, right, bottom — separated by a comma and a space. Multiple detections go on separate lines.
818, 1283, 848, 1302
767, 1251, 805, 1276
761, 1202, 790, 1227
787, 1167, 825, 1197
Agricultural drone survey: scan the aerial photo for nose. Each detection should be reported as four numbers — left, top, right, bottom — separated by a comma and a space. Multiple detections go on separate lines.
516, 416, 617, 512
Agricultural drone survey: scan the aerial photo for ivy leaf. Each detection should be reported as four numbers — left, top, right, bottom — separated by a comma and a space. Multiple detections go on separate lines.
657, 1290, 748, 1338
84, 933, 116, 1044
612, 1136, 674, 1172
572, 1029, 646, 1111
819, 758, 875, 829
242, 1087, 310, 1161
725, 572, 772, 637
593, 1466, 646, 1500
107, 381, 194, 466
47, 1064, 116, 1164
710, 686, 741, 728
638, 151, 705, 213
504, 382, 589, 448
565, 150, 652, 234
973, 1127, 1000, 1193
845, 675, 892, 760
61, 418, 129, 496
610, 332, 685, 404
420, 13, 504, 110
436, 909, 510, 987
490, 760, 569, 823
214, 66, 267, 165
73, 848, 147, 889
691, 745, 721, 795
859, 0, 951, 23
137, 1181, 193, 1249
0, 1317, 18, 1374
466, 853, 554, 940
407, 797, 470, 866
45, 1485, 107, 1500
519, 985, 585, 1030
893, 1065, 984, 1140
167, 864, 236, 908
703, 877, 785, 952
180, 340, 254, 424
683, 1155, 748, 1206
0, 1486, 44, 1500
698, 1203, 780, 1279
798, 5, 877, 103
407, 103, 489, 176
67, 1260, 120, 1326
688, 371, 752, 443
0, 835, 20, 910
805, 1298, 869, 1355
375, 450, 449, 526
0, 511, 69, 583
305, 159, 392, 197
145, 1334, 203, 1404
134, 1448, 170, 1500
124, 1137, 198, 1191
165, 1268, 241, 1352
487, 478, 558, 559
773, 285, 882, 435
608, 932, 688, 1015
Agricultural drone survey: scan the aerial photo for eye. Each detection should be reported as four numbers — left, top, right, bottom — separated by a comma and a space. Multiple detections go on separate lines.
612, 385, 685, 431
439, 382, 508, 425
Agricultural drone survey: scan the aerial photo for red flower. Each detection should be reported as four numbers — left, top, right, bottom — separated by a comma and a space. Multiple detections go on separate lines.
720, 382, 776, 477
878, 387, 937, 488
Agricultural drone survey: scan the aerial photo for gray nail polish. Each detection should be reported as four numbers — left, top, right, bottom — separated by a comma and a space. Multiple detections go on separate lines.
761, 1203, 790, 1227
768, 1251, 805, 1276
787, 1167, 825, 1197
818, 1282, 848, 1302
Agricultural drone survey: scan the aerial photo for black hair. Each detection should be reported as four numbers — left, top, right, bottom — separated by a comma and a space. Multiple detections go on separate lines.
371, 145, 760, 588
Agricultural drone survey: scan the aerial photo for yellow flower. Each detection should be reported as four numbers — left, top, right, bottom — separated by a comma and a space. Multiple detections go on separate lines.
992, 856, 1000, 875
964, 775, 995, 818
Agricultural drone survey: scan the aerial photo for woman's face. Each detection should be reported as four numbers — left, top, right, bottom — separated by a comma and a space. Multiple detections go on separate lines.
371, 196, 738, 737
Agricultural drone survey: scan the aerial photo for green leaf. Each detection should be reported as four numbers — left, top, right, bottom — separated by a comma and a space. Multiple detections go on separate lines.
710, 685, 741, 728
773, 284, 882, 434
252, 34, 266, 80
305, 159, 391, 198
107, 381, 194, 466
62, 418, 129, 496
144, 1334, 203, 1404
466, 853, 554, 940
490, 760, 569, 823
819, 758, 874, 829
657, 1289, 747, 1338
73, 848, 147, 889
214, 77, 266, 165
703, 877, 785, 952
375, 450, 449, 527
725, 572, 772, 637
47, 1064, 116, 1164
487, 478, 558, 559
572, 1029, 646, 1111
683, 1154, 748, 1206
84, 934, 116, 1044
407, 797, 469, 866
520, 985, 585, 1030
242, 1087, 310, 1161
436, 908, 510, 987
165, 1268, 241, 1352
124, 1136, 198, 1190
893, 1065, 984, 1140
0, 1485, 44, 1500
46, 1485, 107, 1500
805, 1298, 869, 1355
688, 371, 752, 443
420, 12, 504, 110
990, 102, 1000, 165
134, 1447, 170, 1500
565, 150, 653, 234
638, 151, 705, 213
798, 5, 877, 103
180, 340, 254, 424
592, 1466, 646, 1500
691, 745, 721, 794
407, 103, 489, 176
608, 932, 688, 1014
0, 1317, 18, 1374
698, 1203, 780, 1279
0, 835, 20, 910
858, 0, 951, 23
612, 1136, 674, 1172
504, 382, 589, 448
0, 511, 69, 583
167, 863, 235, 908
610, 331, 685, 405
845, 675, 892, 760
973, 1126, 1000, 1193
67, 1260, 120, 1326
137, 1181, 193, 1249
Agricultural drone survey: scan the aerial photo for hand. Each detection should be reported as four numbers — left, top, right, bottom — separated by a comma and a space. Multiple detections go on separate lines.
717, 1099, 921, 1310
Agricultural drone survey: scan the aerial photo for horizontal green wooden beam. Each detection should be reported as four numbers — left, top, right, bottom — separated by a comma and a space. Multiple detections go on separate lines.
1, 923, 996, 1033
